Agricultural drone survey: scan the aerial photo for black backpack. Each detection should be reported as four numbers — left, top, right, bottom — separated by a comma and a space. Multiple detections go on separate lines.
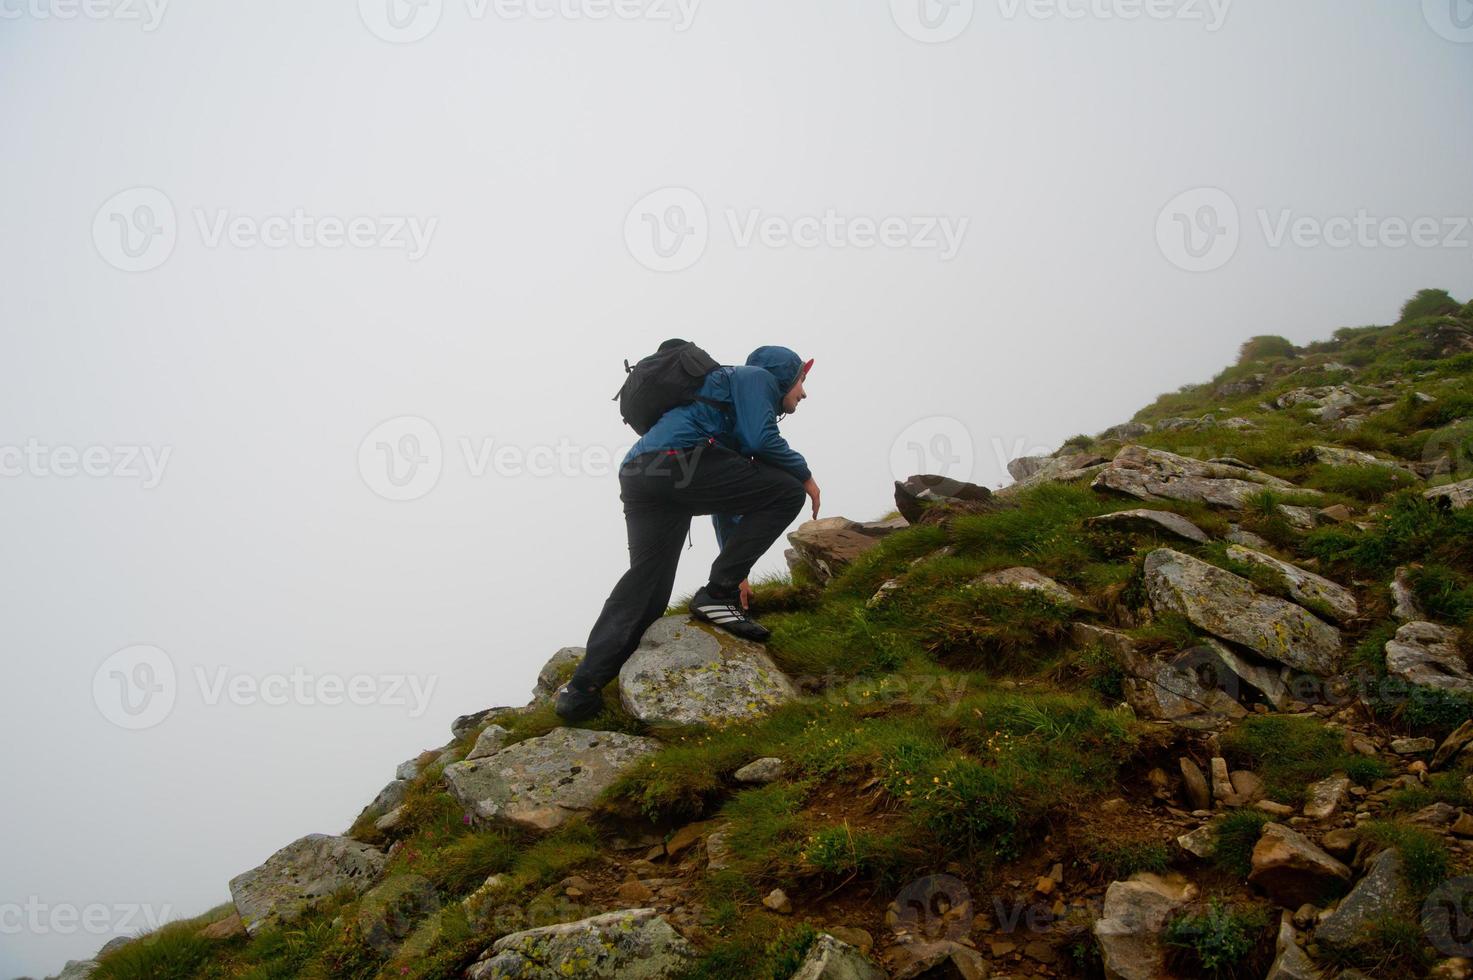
613, 339, 726, 434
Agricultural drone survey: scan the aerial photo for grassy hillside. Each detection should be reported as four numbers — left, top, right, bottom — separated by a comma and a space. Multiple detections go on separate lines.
86, 288, 1473, 980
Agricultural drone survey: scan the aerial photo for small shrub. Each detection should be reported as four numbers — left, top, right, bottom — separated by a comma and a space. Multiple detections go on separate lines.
1090, 838, 1171, 878
1358, 822, 1451, 899
1399, 288, 1461, 323
1220, 716, 1387, 804
1210, 810, 1271, 877
1163, 899, 1270, 979
1238, 335, 1297, 363
1410, 564, 1473, 624
1304, 464, 1416, 502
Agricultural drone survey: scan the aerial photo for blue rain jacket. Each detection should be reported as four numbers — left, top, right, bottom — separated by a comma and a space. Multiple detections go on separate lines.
621, 345, 811, 550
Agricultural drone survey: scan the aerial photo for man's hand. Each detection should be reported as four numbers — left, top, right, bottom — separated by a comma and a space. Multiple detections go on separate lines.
738, 579, 752, 610
802, 477, 821, 520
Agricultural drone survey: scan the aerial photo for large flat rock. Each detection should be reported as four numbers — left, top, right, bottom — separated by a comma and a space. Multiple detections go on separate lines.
619, 616, 796, 728
444, 728, 661, 832
1384, 621, 1473, 693
1225, 544, 1358, 624
228, 834, 386, 935
1093, 445, 1313, 510
1144, 549, 1342, 676
465, 908, 695, 979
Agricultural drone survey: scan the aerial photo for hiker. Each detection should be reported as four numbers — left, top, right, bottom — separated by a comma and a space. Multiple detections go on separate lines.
554, 343, 820, 723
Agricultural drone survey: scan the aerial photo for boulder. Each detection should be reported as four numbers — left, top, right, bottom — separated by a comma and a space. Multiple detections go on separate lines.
1084, 508, 1210, 544
1302, 774, 1350, 821
1100, 422, 1153, 442
1385, 621, 1473, 694
1092, 872, 1198, 980
1177, 825, 1215, 858
1003, 451, 1110, 494
1391, 566, 1425, 621
893, 474, 993, 524
787, 517, 902, 583
1265, 912, 1321, 980
358, 778, 410, 822
1311, 445, 1413, 472
1144, 549, 1343, 675
1179, 757, 1212, 810
1092, 446, 1311, 510
1248, 824, 1351, 907
619, 616, 796, 727
790, 933, 887, 980
733, 757, 785, 784
883, 940, 989, 980
46, 961, 99, 980
971, 566, 1082, 606
533, 646, 585, 701
444, 728, 660, 832
465, 908, 695, 979
1316, 848, 1412, 950
1427, 478, 1473, 510
1277, 505, 1321, 530
1225, 545, 1358, 624
228, 834, 386, 935
466, 724, 511, 761
1433, 720, 1473, 770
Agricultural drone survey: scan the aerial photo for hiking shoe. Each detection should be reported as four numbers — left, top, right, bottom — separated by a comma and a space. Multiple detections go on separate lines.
554, 683, 604, 723
688, 586, 771, 642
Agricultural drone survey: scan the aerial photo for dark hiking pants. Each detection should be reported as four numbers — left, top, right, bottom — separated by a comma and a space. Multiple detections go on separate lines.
570, 439, 808, 691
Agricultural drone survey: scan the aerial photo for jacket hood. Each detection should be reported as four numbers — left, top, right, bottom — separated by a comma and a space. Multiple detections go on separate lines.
745, 346, 805, 400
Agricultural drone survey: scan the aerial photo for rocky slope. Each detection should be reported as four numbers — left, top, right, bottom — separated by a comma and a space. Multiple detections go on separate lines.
50, 289, 1473, 980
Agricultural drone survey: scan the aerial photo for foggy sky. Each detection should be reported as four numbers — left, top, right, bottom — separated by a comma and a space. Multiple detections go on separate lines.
2, 0, 1471, 974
